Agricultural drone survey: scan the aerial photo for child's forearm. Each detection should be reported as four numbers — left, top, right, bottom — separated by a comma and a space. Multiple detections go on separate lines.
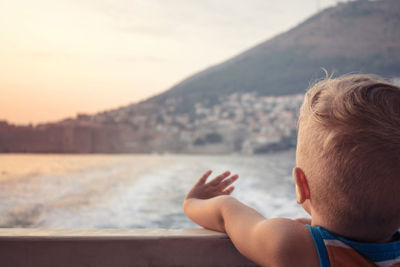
183, 195, 229, 232
183, 195, 266, 234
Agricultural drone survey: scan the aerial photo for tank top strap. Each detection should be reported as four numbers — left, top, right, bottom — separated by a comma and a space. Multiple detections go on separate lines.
307, 224, 400, 267
306, 224, 330, 267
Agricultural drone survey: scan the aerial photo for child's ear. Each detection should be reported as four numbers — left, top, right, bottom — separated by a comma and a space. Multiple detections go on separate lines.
293, 167, 310, 204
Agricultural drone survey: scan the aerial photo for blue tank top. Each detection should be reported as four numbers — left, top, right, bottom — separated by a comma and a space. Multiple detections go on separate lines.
307, 225, 400, 267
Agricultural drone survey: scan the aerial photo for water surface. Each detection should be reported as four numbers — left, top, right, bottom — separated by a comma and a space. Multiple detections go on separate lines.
0, 152, 308, 228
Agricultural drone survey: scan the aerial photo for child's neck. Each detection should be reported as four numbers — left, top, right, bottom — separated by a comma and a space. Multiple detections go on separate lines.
311, 214, 398, 243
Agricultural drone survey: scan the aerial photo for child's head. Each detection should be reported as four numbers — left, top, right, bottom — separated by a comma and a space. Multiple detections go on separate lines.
296, 74, 400, 237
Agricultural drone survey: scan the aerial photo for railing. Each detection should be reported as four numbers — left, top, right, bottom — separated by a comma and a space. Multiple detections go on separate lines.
0, 228, 257, 267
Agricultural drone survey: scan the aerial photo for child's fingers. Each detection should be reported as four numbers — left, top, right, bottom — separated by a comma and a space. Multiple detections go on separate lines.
208, 171, 231, 186
196, 170, 212, 185
218, 174, 238, 190
223, 185, 235, 195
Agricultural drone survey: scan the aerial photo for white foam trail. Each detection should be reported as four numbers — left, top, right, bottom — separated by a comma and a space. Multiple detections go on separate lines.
0, 152, 308, 228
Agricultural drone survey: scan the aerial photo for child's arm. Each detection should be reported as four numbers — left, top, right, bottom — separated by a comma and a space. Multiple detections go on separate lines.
183, 170, 317, 267
183, 170, 265, 232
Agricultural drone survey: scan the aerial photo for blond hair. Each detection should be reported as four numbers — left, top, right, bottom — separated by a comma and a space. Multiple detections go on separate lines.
297, 74, 400, 234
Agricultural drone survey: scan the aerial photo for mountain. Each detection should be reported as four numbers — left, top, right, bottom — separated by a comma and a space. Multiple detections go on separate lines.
150, 0, 400, 113
1, 0, 399, 154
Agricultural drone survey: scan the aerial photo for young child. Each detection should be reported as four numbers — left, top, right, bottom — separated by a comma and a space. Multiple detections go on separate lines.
183, 74, 400, 267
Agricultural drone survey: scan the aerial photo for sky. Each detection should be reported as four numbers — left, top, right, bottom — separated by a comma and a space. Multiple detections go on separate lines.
0, 0, 344, 125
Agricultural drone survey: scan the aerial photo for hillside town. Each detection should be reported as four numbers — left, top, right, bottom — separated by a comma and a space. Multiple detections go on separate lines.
0, 93, 304, 154
139, 93, 304, 154
2, 75, 399, 154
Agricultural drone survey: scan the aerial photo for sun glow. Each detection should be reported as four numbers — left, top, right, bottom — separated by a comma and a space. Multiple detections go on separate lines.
0, 0, 341, 124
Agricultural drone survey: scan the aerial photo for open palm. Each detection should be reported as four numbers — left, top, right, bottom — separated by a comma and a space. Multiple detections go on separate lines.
185, 170, 239, 200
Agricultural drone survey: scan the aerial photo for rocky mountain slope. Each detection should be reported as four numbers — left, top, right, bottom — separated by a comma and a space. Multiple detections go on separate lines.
151, 0, 400, 113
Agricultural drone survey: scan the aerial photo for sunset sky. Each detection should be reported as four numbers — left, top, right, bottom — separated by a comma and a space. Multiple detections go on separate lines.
0, 0, 343, 125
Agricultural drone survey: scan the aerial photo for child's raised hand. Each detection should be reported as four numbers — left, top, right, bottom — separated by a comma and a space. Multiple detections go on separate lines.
185, 170, 239, 200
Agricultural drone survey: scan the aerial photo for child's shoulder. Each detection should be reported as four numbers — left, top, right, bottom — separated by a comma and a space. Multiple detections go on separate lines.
254, 218, 320, 267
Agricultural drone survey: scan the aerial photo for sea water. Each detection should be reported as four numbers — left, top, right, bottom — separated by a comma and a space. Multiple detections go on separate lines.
0, 152, 308, 228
